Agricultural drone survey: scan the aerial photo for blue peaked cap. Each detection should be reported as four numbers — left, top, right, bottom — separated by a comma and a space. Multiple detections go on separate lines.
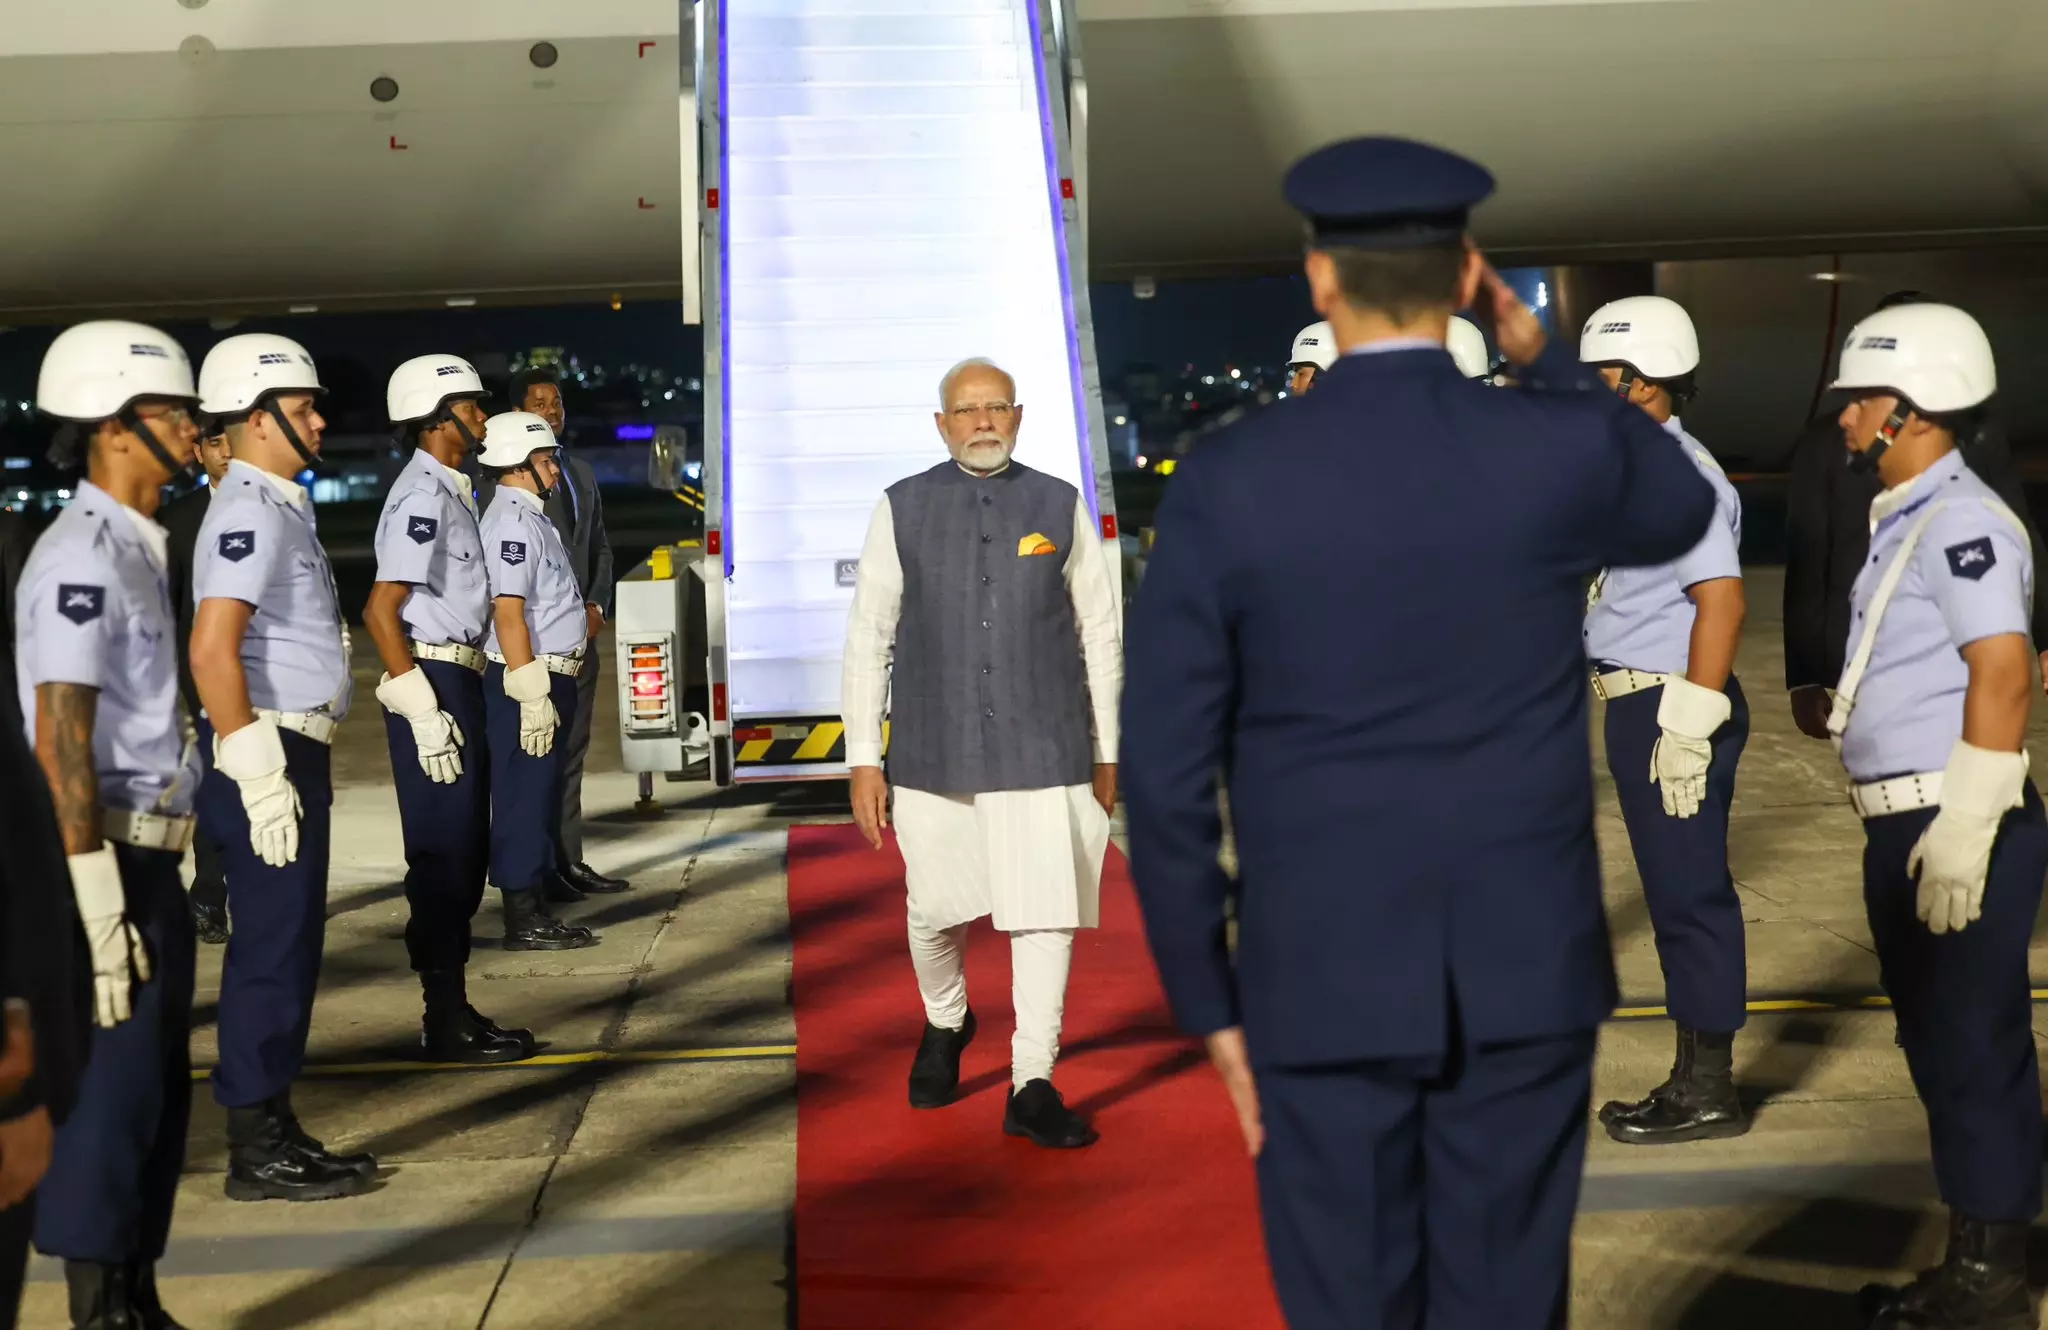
1282, 136, 1495, 249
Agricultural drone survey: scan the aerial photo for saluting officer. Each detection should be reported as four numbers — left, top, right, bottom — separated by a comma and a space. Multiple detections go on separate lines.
189, 333, 376, 1201
1576, 295, 1753, 1146
363, 357, 538, 1059
16, 322, 202, 1327
476, 413, 598, 950
1826, 303, 2046, 1328
1121, 137, 1718, 1330
1284, 321, 1335, 396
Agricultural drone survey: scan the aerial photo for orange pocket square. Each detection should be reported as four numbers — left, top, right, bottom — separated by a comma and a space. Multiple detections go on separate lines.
1017, 533, 1058, 557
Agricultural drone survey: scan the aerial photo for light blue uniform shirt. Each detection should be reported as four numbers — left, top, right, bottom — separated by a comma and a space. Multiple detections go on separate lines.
193, 459, 352, 719
13, 482, 199, 817
1584, 418, 1743, 673
373, 448, 490, 647
481, 488, 587, 658
1840, 450, 2032, 782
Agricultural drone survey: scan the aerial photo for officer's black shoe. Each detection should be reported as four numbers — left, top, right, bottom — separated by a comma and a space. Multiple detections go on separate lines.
907, 1008, 977, 1109
190, 899, 229, 946
223, 1103, 372, 1202
541, 872, 588, 904
1603, 1026, 1748, 1145
502, 889, 599, 951
1859, 1211, 2035, 1329
66, 1259, 140, 1329
274, 1091, 379, 1181
467, 1004, 539, 1058
123, 1258, 188, 1330
1002, 1078, 1098, 1149
563, 861, 630, 894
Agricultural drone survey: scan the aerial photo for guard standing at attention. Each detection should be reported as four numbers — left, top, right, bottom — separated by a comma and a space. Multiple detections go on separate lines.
162, 421, 235, 946
16, 321, 202, 1327
189, 333, 376, 1201
1577, 295, 1753, 1146
363, 357, 540, 1058
477, 413, 598, 951
1121, 136, 1718, 1330
1826, 303, 2045, 1329
1284, 322, 1335, 396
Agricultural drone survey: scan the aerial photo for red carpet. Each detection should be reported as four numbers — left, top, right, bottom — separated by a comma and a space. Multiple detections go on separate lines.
789, 823, 1287, 1330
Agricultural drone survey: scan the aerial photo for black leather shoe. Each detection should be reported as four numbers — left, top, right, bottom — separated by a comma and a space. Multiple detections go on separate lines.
541, 872, 588, 904
467, 1004, 538, 1058
563, 861, 630, 894
124, 1258, 189, 1330
1860, 1211, 2035, 1328
907, 1009, 977, 1109
1603, 1026, 1748, 1145
422, 1000, 531, 1064
224, 1102, 373, 1201
191, 899, 229, 946
504, 889, 598, 951
67, 1259, 140, 1329
1003, 1079, 1098, 1149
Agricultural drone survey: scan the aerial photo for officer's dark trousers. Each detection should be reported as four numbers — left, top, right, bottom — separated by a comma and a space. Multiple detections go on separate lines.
483, 664, 580, 895
1603, 675, 1749, 1033
551, 645, 601, 869
190, 824, 227, 915
196, 721, 331, 1108
34, 847, 193, 1262
1255, 1030, 1598, 1330
1863, 787, 2048, 1223
0, 1196, 32, 1330
383, 660, 491, 972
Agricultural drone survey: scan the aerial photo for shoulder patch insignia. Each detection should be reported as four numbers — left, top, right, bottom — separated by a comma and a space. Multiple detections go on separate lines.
501, 540, 527, 565
407, 515, 439, 545
1017, 533, 1058, 557
218, 530, 255, 562
1945, 537, 1996, 581
56, 584, 105, 625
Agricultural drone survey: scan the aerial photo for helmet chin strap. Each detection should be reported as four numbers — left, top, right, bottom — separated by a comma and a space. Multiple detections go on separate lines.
436, 400, 483, 456
1848, 403, 1913, 477
260, 393, 319, 469
126, 412, 199, 485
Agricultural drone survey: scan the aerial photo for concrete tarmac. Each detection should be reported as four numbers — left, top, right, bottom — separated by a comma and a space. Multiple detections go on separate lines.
18, 565, 2048, 1328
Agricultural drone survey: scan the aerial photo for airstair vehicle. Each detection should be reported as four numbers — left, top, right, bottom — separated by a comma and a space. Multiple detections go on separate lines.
616, 0, 1119, 795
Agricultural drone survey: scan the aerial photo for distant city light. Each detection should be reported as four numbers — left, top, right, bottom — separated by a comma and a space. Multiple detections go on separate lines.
1535, 282, 1549, 310
1201, 375, 1215, 385
1135, 455, 1147, 468
1113, 416, 1126, 426
55, 488, 70, 499
1228, 368, 1241, 379
614, 424, 656, 441
1, 458, 27, 471
445, 296, 477, 308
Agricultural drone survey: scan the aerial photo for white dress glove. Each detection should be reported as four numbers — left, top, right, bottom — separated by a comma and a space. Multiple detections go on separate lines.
377, 667, 464, 784
1909, 740, 2028, 935
67, 846, 150, 1029
503, 660, 559, 758
215, 716, 302, 867
1650, 676, 1732, 819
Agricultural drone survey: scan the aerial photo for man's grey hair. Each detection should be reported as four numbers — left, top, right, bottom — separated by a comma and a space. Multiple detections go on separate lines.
938, 357, 1015, 409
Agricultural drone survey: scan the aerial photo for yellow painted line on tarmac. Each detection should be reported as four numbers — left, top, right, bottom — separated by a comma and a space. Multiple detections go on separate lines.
188, 1043, 797, 1081
1612, 990, 2048, 1021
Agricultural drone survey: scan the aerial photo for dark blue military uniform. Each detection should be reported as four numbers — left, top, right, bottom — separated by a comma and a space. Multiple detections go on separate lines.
1122, 138, 1719, 1330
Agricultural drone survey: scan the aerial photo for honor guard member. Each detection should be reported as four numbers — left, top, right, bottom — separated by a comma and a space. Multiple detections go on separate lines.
364, 358, 538, 1059
1122, 137, 1719, 1330
189, 333, 377, 1201
16, 322, 202, 1328
162, 421, 235, 945
1577, 295, 1753, 1146
1285, 321, 1335, 395
477, 413, 598, 951
1828, 304, 2046, 1329
1446, 313, 1492, 380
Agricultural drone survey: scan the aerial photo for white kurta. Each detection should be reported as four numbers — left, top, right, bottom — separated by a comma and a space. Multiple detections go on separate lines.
842, 479, 1122, 932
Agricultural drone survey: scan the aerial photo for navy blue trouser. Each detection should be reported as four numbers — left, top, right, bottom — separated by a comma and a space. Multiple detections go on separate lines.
33, 845, 194, 1261
196, 721, 331, 1108
1864, 786, 2048, 1223
1255, 1031, 1598, 1330
483, 663, 579, 895
1603, 674, 1750, 1033
383, 660, 491, 972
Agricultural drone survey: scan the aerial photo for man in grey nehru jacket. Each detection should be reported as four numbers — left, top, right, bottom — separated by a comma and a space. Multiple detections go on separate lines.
842, 357, 1122, 1151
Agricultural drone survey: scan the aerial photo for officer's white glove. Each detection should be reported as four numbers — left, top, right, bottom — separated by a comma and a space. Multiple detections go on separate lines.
66, 846, 150, 1029
1909, 740, 2029, 935
1650, 677, 1731, 819
502, 660, 559, 758
215, 716, 302, 867
376, 667, 464, 784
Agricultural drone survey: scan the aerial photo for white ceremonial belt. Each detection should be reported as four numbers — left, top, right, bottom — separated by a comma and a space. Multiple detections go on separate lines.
1849, 772, 1943, 820
257, 708, 337, 746
1591, 668, 1670, 702
103, 809, 196, 853
486, 649, 585, 678
411, 640, 486, 672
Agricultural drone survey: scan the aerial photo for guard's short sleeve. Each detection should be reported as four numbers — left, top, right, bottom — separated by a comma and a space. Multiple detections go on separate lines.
17, 552, 116, 691
487, 517, 537, 601
1922, 500, 2031, 650
1670, 469, 1742, 591
194, 502, 285, 608
374, 487, 447, 588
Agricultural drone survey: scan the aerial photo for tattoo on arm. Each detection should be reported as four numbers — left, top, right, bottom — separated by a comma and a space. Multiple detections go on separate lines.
33, 683, 102, 856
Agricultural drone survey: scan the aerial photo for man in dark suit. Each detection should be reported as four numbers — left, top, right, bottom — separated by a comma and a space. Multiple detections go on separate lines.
1121, 137, 1718, 1330
161, 424, 236, 943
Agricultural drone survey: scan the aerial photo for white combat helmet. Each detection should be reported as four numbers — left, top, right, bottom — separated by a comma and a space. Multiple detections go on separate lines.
198, 333, 323, 417
476, 411, 559, 470
388, 353, 486, 424
1832, 302, 1995, 414
1579, 295, 1699, 381
1288, 321, 1336, 372
1446, 315, 1490, 379
36, 321, 196, 421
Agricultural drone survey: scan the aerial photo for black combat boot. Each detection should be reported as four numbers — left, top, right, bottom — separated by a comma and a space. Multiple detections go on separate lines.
503, 888, 598, 951
123, 1258, 188, 1330
907, 1008, 977, 1109
1003, 1079, 1098, 1149
190, 898, 229, 946
1602, 1025, 1747, 1145
419, 968, 532, 1064
223, 1100, 369, 1202
274, 1089, 378, 1180
1860, 1211, 2035, 1328
66, 1260, 139, 1329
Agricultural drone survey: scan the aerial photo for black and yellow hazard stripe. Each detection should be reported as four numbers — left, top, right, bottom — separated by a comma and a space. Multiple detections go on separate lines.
731, 718, 890, 766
